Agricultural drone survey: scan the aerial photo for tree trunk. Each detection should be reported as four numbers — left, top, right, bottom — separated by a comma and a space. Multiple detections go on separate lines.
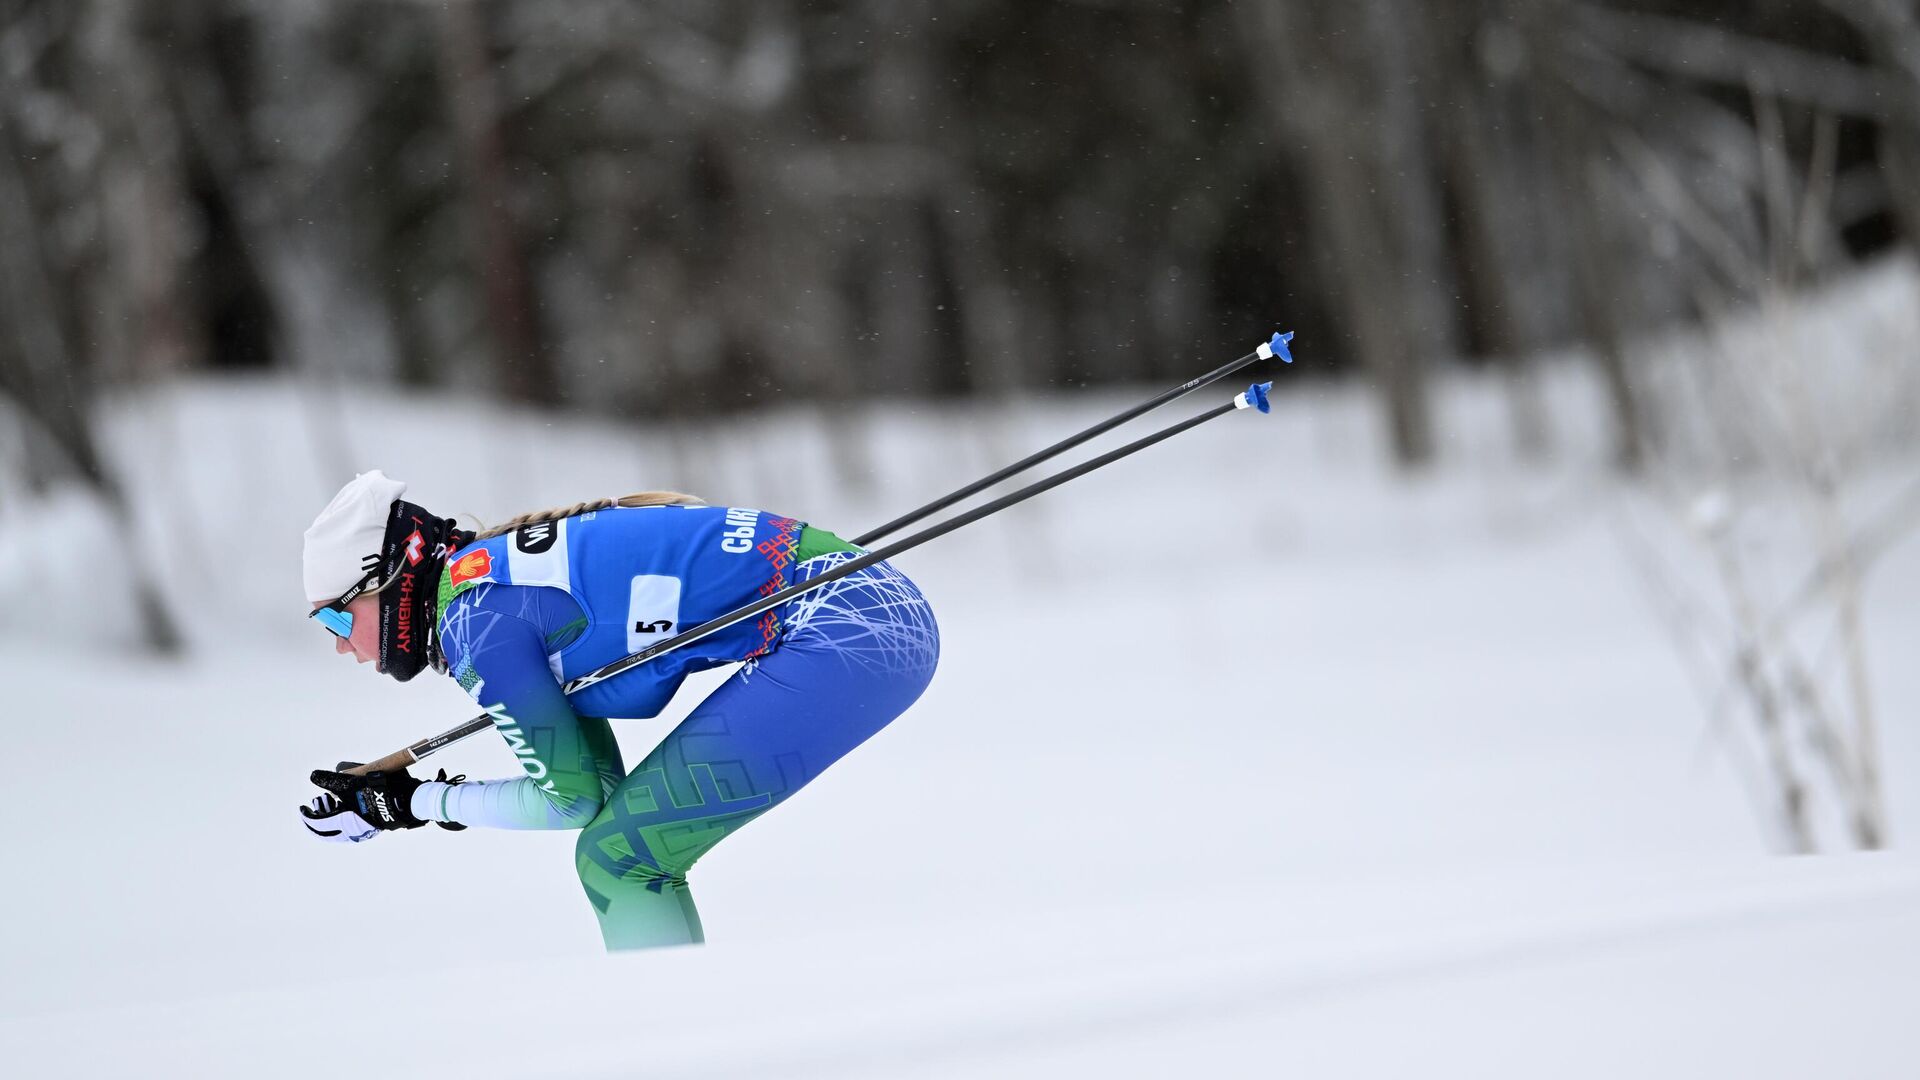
0, 0, 184, 654
1237, 0, 1449, 466
1528, 0, 1648, 472
436, 1, 557, 406
1431, 0, 1554, 457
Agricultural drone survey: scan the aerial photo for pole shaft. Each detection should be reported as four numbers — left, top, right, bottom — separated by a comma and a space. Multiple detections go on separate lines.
567, 397, 1238, 694
851, 349, 1262, 545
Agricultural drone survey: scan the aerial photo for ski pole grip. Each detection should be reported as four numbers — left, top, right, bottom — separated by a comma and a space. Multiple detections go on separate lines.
342, 749, 417, 777
340, 714, 497, 777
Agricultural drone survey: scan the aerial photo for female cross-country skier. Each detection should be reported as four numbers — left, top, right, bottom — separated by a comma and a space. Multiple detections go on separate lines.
296, 470, 939, 950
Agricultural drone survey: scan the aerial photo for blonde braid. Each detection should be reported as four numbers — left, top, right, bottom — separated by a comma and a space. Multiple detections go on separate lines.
474, 491, 705, 540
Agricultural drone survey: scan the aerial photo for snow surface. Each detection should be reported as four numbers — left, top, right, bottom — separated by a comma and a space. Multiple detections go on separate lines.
3, 262, 1919, 1077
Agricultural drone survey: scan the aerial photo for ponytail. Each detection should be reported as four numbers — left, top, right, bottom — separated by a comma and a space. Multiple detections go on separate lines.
473, 491, 704, 541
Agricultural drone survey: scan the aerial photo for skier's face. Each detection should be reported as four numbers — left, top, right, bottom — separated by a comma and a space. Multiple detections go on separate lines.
311, 594, 382, 665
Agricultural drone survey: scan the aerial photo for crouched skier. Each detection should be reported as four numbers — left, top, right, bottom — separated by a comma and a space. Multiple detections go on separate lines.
298, 471, 939, 949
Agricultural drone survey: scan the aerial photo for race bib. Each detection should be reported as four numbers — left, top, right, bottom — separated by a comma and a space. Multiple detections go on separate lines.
627, 575, 683, 651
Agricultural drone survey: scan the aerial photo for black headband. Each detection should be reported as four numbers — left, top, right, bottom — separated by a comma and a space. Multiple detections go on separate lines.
374, 500, 474, 683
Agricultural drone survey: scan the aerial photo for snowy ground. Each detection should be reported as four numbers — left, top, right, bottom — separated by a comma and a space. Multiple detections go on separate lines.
3, 263, 1919, 1077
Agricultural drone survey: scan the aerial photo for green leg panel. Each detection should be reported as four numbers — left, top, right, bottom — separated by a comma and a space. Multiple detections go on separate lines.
576, 807, 709, 950
592, 876, 705, 951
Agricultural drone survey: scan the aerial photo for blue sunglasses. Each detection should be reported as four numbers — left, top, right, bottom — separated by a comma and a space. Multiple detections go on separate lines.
311, 566, 382, 639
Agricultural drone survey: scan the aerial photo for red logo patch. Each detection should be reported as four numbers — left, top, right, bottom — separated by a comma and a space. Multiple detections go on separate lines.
449, 548, 493, 586
403, 530, 426, 566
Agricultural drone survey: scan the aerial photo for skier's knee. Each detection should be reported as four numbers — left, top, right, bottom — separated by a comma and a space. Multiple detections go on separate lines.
574, 821, 676, 885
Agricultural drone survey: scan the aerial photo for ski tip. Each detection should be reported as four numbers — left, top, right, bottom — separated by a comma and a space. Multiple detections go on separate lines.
1256, 330, 1295, 364
1234, 381, 1273, 414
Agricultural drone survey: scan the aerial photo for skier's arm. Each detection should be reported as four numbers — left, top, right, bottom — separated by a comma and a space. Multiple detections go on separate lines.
424, 593, 621, 830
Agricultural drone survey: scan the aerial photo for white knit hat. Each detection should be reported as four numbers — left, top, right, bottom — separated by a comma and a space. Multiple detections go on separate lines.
303, 470, 407, 602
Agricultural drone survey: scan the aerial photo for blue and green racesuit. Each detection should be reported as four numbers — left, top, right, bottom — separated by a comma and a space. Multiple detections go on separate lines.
419, 505, 939, 950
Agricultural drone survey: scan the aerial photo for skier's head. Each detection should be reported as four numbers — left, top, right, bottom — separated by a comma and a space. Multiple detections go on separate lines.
304, 470, 473, 682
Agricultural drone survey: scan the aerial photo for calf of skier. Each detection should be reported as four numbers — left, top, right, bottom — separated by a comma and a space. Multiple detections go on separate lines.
298, 470, 939, 950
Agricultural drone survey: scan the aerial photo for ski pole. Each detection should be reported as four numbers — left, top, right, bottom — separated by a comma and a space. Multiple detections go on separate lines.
346, 716, 497, 776
346, 378, 1284, 776
852, 331, 1291, 546
565, 379, 1278, 695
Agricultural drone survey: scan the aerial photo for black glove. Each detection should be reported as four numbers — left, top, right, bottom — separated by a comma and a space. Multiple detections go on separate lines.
307, 767, 427, 831
299, 766, 470, 841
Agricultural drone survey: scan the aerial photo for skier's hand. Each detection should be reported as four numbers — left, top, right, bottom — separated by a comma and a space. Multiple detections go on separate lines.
298, 764, 469, 841
304, 766, 428, 834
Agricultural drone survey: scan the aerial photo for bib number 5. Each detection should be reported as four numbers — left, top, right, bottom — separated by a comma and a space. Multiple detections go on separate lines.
627, 575, 684, 651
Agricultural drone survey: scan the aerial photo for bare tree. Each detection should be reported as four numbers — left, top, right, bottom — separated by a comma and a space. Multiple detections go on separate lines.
1235, 0, 1451, 466
0, 0, 187, 653
1615, 91, 1908, 851
1429, 1, 1558, 457
437, 0, 556, 406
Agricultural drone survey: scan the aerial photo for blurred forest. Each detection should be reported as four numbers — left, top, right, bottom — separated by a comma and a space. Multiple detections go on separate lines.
2, 0, 1917, 493
2, 1, 1916, 852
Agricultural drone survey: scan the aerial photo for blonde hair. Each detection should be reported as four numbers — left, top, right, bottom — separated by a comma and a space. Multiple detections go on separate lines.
474, 491, 705, 540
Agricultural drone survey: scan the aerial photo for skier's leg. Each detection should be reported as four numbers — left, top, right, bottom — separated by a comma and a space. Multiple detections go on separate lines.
574, 557, 939, 950
577, 714, 626, 804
